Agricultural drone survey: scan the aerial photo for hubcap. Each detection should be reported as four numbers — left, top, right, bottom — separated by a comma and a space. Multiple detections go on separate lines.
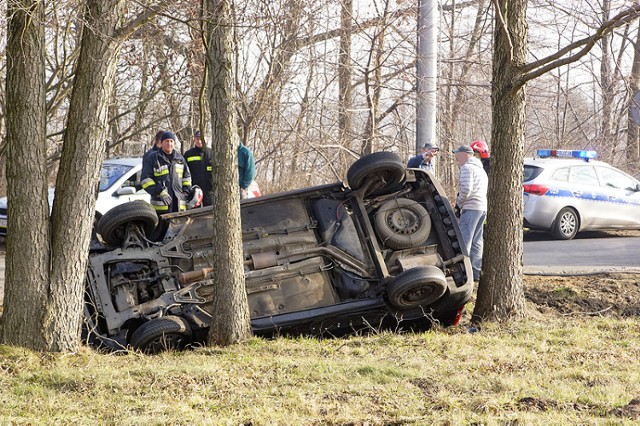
559, 212, 576, 236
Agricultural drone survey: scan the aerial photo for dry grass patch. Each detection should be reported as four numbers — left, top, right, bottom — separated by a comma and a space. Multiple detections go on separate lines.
0, 273, 639, 424
0, 318, 639, 424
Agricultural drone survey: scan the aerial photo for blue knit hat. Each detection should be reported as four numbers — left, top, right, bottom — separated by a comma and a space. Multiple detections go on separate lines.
160, 131, 177, 142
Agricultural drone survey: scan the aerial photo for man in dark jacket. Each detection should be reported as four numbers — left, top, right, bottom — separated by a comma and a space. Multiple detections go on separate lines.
143, 129, 164, 161
184, 130, 213, 206
141, 131, 192, 213
407, 142, 439, 173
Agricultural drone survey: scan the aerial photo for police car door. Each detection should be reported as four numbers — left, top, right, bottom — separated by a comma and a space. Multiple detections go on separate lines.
595, 166, 640, 228
568, 165, 608, 227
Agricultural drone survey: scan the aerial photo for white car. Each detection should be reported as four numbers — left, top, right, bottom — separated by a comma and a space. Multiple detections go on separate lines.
0, 157, 149, 236
523, 149, 640, 239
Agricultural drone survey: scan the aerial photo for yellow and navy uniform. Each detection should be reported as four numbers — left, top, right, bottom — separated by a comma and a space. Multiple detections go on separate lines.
141, 149, 192, 213
184, 146, 213, 206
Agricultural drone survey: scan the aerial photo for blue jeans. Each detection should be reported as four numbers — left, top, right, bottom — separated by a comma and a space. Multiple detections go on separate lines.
458, 209, 486, 281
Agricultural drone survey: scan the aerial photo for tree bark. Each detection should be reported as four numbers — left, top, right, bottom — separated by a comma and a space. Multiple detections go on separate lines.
204, 0, 252, 346
472, 0, 527, 322
600, 0, 614, 151
338, 0, 353, 150
43, 0, 128, 352
1, 0, 50, 349
362, 0, 391, 156
627, 21, 640, 164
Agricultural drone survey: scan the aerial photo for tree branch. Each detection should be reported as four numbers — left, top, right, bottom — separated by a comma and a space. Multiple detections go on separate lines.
115, 0, 177, 40
518, 4, 640, 87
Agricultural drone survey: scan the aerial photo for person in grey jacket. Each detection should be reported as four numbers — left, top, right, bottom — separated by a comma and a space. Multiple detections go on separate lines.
453, 144, 488, 281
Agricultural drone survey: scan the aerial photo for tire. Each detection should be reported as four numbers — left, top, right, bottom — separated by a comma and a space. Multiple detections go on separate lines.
129, 316, 193, 354
387, 266, 447, 309
347, 152, 405, 196
374, 198, 431, 249
551, 207, 578, 240
97, 200, 158, 246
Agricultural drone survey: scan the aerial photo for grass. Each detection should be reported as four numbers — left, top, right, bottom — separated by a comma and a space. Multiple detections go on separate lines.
0, 313, 639, 425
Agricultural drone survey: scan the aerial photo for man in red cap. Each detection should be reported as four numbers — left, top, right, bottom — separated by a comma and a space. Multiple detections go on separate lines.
470, 140, 490, 175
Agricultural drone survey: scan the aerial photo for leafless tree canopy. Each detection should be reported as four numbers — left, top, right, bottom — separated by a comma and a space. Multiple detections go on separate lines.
1, 0, 639, 193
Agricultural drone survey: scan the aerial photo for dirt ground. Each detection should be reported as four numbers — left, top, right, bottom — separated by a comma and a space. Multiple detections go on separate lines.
524, 273, 640, 317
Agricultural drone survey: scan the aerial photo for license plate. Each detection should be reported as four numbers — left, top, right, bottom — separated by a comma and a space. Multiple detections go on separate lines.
0, 217, 6, 228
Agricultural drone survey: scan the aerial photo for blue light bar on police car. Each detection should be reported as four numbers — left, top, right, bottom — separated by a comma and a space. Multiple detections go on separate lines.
537, 149, 597, 160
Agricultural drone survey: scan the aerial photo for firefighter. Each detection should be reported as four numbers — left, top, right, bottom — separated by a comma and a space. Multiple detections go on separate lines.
141, 131, 192, 214
184, 130, 213, 206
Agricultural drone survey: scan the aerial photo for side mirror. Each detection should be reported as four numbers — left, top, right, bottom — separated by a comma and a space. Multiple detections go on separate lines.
116, 186, 136, 196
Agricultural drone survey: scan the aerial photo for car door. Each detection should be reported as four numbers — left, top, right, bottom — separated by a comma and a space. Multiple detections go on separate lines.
96, 163, 150, 215
120, 169, 150, 203
567, 164, 608, 227
595, 165, 640, 228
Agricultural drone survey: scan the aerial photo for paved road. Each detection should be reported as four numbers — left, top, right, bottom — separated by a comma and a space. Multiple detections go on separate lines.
523, 231, 640, 275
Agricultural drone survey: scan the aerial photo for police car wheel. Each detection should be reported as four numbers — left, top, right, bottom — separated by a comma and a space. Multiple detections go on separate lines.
347, 152, 405, 197
387, 266, 447, 309
551, 207, 579, 240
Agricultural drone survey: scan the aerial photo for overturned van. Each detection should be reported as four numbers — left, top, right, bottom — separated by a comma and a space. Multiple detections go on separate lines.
84, 152, 473, 353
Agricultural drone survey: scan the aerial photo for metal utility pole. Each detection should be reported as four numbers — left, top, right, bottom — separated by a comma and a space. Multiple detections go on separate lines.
416, 0, 439, 153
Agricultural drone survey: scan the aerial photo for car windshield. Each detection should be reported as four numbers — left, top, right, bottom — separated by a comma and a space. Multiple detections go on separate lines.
99, 164, 133, 191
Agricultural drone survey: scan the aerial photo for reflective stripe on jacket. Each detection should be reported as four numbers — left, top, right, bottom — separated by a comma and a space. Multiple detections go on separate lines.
141, 149, 191, 213
184, 146, 213, 193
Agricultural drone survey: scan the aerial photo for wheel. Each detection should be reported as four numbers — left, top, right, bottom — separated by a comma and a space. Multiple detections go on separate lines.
347, 152, 405, 196
551, 207, 578, 240
97, 200, 158, 246
129, 316, 192, 354
387, 266, 447, 309
374, 198, 431, 249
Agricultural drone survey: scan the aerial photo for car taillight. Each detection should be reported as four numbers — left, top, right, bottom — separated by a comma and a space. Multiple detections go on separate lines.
523, 184, 549, 195
451, 306, 464, 326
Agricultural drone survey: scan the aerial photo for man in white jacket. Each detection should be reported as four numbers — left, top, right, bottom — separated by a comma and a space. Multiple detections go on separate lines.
453, 144, 488, 281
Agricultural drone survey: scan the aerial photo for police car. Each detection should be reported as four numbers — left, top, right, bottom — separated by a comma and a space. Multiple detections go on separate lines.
523, 149, 640, 240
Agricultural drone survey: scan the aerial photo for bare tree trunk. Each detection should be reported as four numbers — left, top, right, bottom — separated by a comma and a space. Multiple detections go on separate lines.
43, 0, 128, 352
1, 0, 50, 349
204, 0, 252, 346
600, 0, 614, 150
627, 21, 640, 164
338, 0, 353, 159
2, 0, 168, 352
473, 0, 527, 322
362, 0, 390, 155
